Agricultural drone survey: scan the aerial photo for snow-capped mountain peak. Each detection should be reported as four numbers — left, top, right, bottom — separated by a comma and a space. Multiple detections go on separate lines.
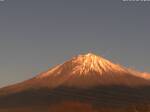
65, 53, 126, 75
38, 53, 127, 78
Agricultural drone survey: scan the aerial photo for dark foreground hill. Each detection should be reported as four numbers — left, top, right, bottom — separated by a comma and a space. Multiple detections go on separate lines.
1, 86, 150, 112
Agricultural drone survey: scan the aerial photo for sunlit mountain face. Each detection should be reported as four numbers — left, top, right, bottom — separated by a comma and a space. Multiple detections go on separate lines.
0, 53, 150, 112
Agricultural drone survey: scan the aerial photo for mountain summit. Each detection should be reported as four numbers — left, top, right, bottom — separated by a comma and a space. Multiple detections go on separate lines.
38, 53, 127, 78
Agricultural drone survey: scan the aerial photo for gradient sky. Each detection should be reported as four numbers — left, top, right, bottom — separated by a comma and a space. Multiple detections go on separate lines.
0, 0, 150, 87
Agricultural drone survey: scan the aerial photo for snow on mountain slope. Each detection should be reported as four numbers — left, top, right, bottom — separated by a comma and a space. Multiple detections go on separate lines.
38, 53, 127, 78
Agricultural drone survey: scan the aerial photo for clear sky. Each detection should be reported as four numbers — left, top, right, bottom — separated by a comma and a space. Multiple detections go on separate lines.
0, 0, 150, 87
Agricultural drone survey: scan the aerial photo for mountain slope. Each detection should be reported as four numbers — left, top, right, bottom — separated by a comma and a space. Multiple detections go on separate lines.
0, 53, 150, 96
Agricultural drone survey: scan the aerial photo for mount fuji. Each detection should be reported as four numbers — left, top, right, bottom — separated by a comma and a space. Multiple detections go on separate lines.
0, 53, 150, 112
